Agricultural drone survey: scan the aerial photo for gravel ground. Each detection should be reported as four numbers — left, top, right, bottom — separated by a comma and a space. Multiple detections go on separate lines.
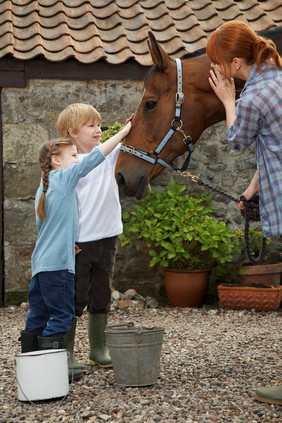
1, 304, 281, 423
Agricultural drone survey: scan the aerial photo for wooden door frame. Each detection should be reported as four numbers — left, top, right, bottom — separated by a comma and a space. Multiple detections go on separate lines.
0, 88, 3, 306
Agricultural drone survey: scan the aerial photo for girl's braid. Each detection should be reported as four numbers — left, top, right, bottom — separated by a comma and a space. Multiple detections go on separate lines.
37, 138, 75, 222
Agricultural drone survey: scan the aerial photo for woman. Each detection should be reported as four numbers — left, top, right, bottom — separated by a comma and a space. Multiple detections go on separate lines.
207, 20, 282, 405
207, 20, 281, 238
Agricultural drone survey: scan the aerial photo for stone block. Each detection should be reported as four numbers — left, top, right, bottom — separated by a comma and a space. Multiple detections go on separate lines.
3, 163, 41, 198
3, 123, 49, 162
4, 241, 33, 292
4, 198, 37, 244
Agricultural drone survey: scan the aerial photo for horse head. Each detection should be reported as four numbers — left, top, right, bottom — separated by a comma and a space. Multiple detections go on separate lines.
116, 26, 282, 198
115, 32, 230, 198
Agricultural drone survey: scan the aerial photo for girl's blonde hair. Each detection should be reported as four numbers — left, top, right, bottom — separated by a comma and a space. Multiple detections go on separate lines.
37, 138, 75, 222
56, 103, 101, 138
206, 21, 282, 77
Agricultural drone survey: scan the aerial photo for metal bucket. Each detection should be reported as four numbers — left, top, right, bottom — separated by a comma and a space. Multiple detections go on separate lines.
15, 349, 69, 401
105, 323, 164, 386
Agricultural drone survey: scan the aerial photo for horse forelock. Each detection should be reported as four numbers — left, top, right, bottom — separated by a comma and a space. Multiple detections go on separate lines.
144, 63, 160, 83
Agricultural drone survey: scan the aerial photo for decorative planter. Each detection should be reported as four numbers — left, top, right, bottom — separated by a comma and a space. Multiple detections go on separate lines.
237, 262, 282, 288
165, 269, 209, 307
218, 284, 282, 311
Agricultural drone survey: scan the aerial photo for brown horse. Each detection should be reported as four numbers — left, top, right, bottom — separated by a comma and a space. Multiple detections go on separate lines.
115, 27, 282, 199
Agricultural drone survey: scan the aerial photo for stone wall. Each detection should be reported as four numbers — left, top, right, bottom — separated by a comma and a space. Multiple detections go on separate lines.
2, 78, 280, 305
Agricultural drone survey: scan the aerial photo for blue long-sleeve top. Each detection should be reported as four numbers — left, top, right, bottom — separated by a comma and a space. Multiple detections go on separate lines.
31, 146, 105, 277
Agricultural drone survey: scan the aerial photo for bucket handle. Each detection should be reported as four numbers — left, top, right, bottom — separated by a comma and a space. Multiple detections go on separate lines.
106, 322, 135, 329
106, 322, 160, 332
106, 322, 159, 331
105, 323, 161, 343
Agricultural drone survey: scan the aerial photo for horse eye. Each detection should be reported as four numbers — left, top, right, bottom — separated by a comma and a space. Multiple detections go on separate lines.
145, 101, 157, 111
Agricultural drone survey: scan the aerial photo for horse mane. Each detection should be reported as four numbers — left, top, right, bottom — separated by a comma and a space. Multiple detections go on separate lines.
259, 26, 282, 38
181, 48, 206, 60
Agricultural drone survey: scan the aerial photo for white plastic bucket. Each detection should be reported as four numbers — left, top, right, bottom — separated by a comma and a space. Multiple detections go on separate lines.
15, 349, 69, 401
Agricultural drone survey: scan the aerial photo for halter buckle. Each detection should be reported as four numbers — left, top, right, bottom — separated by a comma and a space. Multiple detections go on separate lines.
176, 92, 184, 104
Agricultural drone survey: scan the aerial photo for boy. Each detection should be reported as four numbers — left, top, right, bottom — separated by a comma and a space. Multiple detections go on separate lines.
57, 103, 126, 370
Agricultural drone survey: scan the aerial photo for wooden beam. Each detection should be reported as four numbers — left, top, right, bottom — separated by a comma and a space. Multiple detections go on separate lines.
25, 58, 149, 81
0, 57, 150, 87
0, 71, 26, 87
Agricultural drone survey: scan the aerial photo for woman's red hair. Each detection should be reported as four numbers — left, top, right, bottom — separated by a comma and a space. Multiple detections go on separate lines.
206, 21, 282, 77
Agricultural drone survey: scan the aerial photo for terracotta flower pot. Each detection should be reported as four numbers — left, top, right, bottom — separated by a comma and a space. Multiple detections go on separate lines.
237, 262, 282, 288
165, 269, 209, 307
217, 284, 282, 311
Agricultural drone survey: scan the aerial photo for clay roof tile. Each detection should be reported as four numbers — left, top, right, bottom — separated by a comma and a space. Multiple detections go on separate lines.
0, 0, 280, 65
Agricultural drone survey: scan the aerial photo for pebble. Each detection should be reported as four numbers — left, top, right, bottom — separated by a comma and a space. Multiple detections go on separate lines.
0, 305, 281, 422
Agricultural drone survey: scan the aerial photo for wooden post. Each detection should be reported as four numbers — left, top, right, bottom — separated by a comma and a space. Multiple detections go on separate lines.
0, 88, 3, 306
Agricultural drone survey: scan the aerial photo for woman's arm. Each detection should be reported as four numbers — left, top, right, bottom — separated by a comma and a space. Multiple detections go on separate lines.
237, 171, 259, 210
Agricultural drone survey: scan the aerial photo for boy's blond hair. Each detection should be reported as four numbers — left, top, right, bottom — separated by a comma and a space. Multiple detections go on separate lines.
57, 103, 101, 138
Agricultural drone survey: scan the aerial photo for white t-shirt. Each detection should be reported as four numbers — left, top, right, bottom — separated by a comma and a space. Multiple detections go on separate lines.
75, 145, 122, 242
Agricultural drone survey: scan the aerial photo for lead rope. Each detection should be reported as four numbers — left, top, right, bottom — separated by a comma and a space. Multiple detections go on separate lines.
179, 171, 267, 264
239, 195, 267, 264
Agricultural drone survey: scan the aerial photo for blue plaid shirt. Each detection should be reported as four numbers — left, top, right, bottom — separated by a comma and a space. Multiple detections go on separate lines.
226, 63, 282, 237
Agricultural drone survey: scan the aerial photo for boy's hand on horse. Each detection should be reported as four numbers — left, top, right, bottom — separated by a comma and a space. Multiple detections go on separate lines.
125, 114, 134, 125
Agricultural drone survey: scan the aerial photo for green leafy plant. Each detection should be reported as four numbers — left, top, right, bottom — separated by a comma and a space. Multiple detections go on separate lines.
234, 229, 271, 263
120, 180, 238, 274
100, 122, 123, 143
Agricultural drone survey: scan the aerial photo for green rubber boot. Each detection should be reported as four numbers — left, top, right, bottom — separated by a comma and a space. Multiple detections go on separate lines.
20, 330, 42, 353
64, 319, 86, 372
254, 384, 282, 405
88, 313, 112, 368
38, 335, 84, 382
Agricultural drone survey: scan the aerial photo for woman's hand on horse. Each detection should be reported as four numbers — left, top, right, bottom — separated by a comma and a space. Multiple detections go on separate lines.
209, 69, 235, 107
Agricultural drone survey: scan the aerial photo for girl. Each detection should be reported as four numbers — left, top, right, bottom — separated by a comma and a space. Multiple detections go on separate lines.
20, 122, 131, 378
207, 20, 282, 405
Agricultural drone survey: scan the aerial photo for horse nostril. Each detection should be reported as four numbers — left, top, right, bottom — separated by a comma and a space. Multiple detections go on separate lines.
116, 172, 125, 187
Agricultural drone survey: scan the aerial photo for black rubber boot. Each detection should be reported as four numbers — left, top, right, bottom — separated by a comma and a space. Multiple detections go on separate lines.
38, 336, 84, 382
38, 336, 64, 350
20, 330, 42, 353
88, 313, 112, 368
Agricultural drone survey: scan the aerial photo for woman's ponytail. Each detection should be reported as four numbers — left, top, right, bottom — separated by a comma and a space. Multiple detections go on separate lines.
253, 36, 282, 71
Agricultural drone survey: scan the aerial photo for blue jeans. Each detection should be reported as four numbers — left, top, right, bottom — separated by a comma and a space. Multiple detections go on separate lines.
25, 270, 75, 337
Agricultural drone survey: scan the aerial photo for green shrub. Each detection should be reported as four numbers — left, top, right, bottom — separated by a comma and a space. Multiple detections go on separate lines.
120, 180, 238, 276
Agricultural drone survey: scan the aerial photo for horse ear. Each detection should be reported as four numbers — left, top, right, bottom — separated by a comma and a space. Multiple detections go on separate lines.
147, 31, 170, 71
